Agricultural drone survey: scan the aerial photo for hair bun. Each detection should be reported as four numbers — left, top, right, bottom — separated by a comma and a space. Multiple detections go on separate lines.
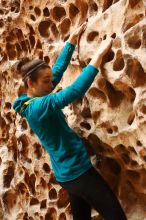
15, 57, 31, 72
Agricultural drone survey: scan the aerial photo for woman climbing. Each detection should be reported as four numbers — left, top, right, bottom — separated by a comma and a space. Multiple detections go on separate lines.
12, 22, 127, 220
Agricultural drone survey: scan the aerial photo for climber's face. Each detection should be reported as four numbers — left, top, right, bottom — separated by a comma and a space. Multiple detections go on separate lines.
27, 67, 54, 97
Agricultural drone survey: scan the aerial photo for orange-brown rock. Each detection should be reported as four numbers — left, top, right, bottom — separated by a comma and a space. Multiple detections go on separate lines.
1, 0, 146, 219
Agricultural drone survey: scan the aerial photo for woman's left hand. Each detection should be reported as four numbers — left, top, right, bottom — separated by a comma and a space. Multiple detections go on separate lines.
68, 21, 87, 45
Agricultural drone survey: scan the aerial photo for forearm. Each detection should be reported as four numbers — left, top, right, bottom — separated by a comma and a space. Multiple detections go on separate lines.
52, 42, 75, 72
51, 42, 75, 88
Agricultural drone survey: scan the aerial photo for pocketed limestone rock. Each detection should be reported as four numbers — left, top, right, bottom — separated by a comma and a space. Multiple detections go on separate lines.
0, 0, 146, 219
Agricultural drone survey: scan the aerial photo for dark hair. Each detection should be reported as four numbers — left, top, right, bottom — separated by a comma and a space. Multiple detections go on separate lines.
15, 57, 50, 89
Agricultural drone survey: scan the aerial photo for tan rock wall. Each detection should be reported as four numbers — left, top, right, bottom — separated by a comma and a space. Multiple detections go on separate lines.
1, 0, 146, 219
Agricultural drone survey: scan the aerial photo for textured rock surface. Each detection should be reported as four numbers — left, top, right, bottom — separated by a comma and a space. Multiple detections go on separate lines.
1, 0, 146, 219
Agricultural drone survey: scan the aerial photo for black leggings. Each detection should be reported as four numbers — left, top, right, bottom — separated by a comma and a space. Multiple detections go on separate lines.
57, 166, 127, 220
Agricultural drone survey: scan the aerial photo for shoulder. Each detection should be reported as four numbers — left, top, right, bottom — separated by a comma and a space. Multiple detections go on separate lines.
26, 94, 55, 121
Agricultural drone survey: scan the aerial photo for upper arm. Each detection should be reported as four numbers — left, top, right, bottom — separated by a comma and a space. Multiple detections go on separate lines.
32, 84, 83, 120
31, 64, 98, 120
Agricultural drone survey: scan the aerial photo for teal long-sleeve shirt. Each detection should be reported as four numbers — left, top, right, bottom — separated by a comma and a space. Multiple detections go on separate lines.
13, 41, 99, 182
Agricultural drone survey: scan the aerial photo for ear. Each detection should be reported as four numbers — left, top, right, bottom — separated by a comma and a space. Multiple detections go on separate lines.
27, 78, 34, 88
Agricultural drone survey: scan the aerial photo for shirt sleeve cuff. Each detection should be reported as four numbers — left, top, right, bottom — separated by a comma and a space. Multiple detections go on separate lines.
66, 41, 76, 49
83, 64, 99, 75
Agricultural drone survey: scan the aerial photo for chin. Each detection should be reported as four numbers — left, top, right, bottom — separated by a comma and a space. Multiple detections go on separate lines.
44, 90, 51, 94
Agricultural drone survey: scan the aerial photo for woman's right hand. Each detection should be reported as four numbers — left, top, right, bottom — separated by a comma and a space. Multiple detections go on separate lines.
97, 36, 113, 57
89, 37, 113, 69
